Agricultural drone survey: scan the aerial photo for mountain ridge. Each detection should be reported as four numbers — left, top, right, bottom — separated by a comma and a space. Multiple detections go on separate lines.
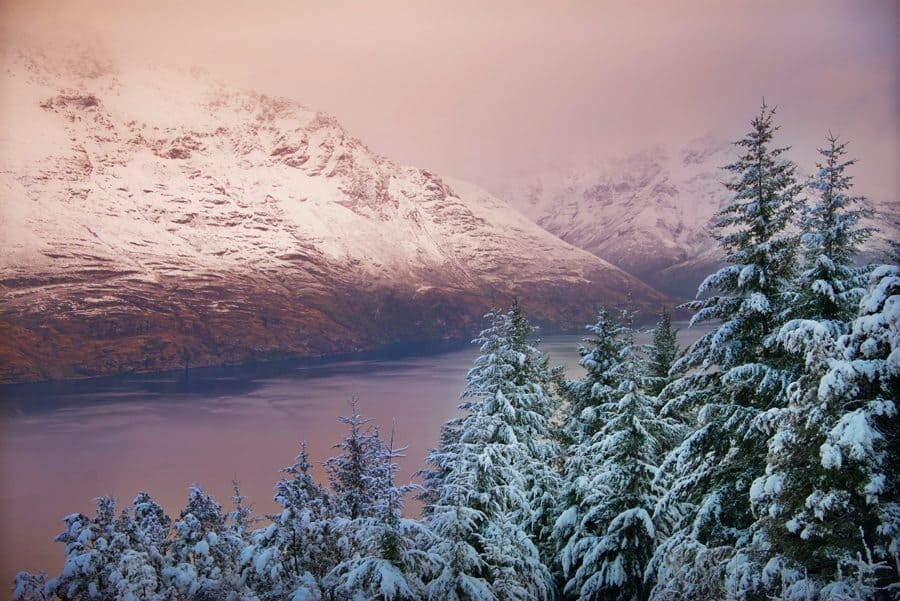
0, 50, 666, 384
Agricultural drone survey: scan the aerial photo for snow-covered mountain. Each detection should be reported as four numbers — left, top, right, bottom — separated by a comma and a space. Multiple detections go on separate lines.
0, 50, 666, 383
502, 137, 898, 298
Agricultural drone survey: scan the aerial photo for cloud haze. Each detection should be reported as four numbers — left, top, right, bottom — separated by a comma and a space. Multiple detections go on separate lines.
2, 0, 898, 200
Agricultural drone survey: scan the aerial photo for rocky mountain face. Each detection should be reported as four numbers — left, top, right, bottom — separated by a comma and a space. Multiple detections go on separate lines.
502, 137, 898, 298
0, 51, 667, 384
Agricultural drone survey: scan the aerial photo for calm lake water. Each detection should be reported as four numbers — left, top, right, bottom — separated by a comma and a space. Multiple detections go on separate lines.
0, 325, 707, 588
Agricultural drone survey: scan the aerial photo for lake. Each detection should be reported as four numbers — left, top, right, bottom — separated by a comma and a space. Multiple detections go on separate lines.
0, 324, 707, 588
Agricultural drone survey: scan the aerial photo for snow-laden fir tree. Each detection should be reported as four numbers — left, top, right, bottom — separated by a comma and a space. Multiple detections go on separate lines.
99, 491, 174, 601
46, 495, 177, 601
424, 501, 494, 601
424, 428, 554, 601
815, 265, 898, 592
426, 417, 552, 601
241, 442, 334, 600
421, 302, 560, 536
122, 492, 171, 580
506, 298, 554, 386
417, 415, 464, 516
416, 301, 563, 520
562, 308, 623, 443
422, 304, 558, 600
551, 307, 629, 589
650, 103, 803, 600
463, 301, 560, 551
733, 136, 885, 598
646, 307, 680, 397
552, 309, 628, 588
743, 264, 899, 599
324, 422, 439, 601
325, 397, 391, 522
325, 424, 437, 600
555, 311, 681, 601
12, 572, 48, 601
229, 481, 254, 540
46, 497, 117, 600
107, 549, 166, 601
511, 300, 563, 553
164, 485, 250, 600
785, 135, 874, 326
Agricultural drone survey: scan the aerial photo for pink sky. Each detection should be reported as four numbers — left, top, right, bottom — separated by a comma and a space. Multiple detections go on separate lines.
2, 0, 898, 200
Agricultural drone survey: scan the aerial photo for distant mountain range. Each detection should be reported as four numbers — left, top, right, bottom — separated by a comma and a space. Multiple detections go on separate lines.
4, 49, 893, 384
501, 137, 898, 297
0, 50, 666, 383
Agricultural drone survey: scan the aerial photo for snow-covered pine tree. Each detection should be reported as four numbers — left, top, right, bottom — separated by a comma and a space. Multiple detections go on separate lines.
552, 309, 628, 590
424, 501, 494, 601
242, 442, 334, 600
420, 413, 499, 599
650, 103, 803, 600
556, 312, 681, 601
43, 554, 82, 601
46, 495, 178, 601
563, 308, 623, 442
815, 265, 899, 594
164, 485, 248, 600
422, 305, 557, 600
418, 300, 557, 518
787, 134, 874, 326
506, 298, 554, 387
325, 397, 390, 522
121, 492, 171, 582
423, 303, 560, 543
425, 419, 555, 601
46, 497, 128, 600
94, 492, 175, 601
11, 572, 48, 601
325, 425, 437, 600
480, 518, 555, 601
745, 264, 899, 598
417, 414, 464, 515
106, 549, 167, 601
466, 302, 560, 553
646, 307, 680, 397
734, 136, 885, 598
229, 481, 254, 540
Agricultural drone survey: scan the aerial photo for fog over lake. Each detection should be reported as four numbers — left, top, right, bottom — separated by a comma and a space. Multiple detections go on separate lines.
0, 325, 708, 587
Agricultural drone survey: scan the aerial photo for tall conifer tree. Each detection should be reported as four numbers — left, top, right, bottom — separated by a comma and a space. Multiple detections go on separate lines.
651, 103, 802, 599
556, 312, 680, 600
422, 304, 557, 600
646, 308, 680, 397
741, 136, 882, 597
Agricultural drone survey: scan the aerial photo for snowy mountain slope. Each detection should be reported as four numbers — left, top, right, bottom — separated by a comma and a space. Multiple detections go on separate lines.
0, 50, 666, 383
501, 137, 898, 298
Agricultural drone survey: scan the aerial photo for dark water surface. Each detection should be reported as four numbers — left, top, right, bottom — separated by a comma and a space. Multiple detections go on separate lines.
0, 325, 707, 588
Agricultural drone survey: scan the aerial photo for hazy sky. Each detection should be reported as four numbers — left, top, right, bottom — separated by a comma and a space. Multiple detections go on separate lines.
2, 0, 898, 200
